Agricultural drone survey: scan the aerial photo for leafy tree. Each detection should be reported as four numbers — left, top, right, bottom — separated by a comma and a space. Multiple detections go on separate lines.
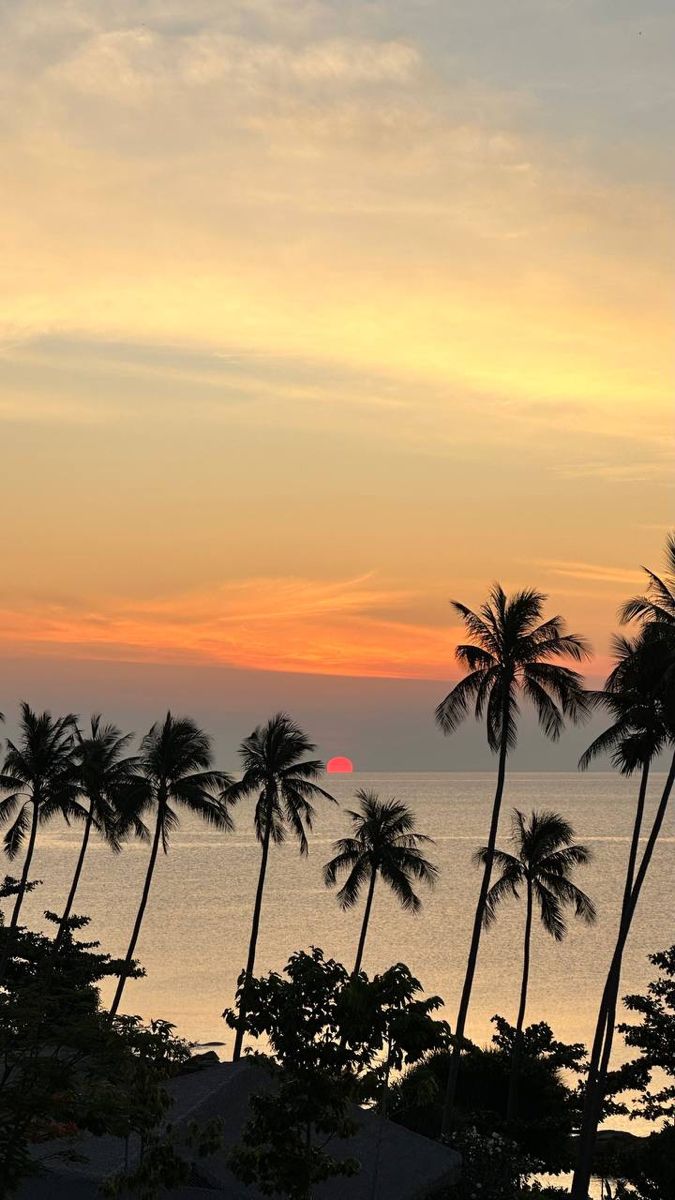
619, 946, 675, 1125
435, 584, 590, 1134
477, 809, 595, 1120
0, 909, 189, 1196
323, 790, 438, 974
610, 1125, 675, 1200
109, 713, 232, 1016
0, 704, 80, 979
224, 714, 334, 1060
224, 947, 448, 1199
573, 535, 675, 1200
390, 1016, 587, 1174
54, 715, 141, 949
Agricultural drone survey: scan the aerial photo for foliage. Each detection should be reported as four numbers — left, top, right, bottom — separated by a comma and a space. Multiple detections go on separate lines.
0, 913, 189, 1196
604, 1125, 675, 1200
223, 711, 333, 853
435, 584, 590, 751
618, 946, 675, 1124
324, 789, 438, 917
479, 809, 595, 939
390, 1017, 587, 1173
102, 1116, 224, 1200
224, 947, 449, 1199
580, 632, 671, 775
442, 1126, 543, 1200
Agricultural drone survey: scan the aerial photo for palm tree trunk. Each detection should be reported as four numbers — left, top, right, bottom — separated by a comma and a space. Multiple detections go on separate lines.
507, 877, 533, 1122
572, 753, 675, 1200
572, 758, 650, 1197
109, 805, 163, 1017
54, 803, 93, 948
232, 816, 272, 1061
9, 800, 40, 932
0, 801, 40, 984
440, 725, 509, 1138
353, 867, 377, 975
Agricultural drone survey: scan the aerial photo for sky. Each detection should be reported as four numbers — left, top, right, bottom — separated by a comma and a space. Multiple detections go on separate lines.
1, 1, 672, 768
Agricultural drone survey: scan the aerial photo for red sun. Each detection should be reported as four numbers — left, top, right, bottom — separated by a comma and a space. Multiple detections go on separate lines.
326, 756, 354, 774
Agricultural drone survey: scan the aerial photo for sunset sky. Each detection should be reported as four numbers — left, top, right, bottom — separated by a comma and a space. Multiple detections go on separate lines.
1, 1, 672, 767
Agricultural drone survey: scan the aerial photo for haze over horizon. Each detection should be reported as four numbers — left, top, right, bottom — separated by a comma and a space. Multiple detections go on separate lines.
1, 1, 672, 765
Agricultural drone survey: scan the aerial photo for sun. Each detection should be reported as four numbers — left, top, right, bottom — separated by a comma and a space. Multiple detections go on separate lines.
326, 756, 354, 774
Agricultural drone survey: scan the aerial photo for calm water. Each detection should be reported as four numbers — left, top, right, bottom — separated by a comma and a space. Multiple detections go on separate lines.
9, 773, 674, 1068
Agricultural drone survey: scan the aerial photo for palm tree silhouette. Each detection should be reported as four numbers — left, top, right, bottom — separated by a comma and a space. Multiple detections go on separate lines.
572, 536, 675, 1199
477, 808, 595, 1120
323, 790, 438, 974
621, 530, 675, 633
226, 713, 334, 1061
109, 713, 232, 1017
0, 703, 80, 979
54, 715, 141, 949
435, 584, 590, 1134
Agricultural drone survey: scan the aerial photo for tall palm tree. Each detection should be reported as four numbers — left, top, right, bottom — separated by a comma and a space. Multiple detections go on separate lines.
0, 704, 80, 979
477, 809, 595, 1121
572, 537, 675, 1199
226, 713, 334, 1061
323, 790, 438, 975
54, 716, 141, 949
109, 713, 232, 1017
435, 584, 590, 1135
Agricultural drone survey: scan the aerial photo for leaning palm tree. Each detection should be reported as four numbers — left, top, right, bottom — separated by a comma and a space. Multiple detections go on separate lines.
572, 537, 675, 1199
435, 584, 590, 1134
54, 716, 141, 949
0, 704, 80, 979
324, 790, 438, 974
226, 713, 334, 1061
477, 809, 595, 1120
109, 713, 232, 1017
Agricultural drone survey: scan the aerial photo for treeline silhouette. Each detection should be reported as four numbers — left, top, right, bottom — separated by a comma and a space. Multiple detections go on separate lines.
0, 532, 674, 1196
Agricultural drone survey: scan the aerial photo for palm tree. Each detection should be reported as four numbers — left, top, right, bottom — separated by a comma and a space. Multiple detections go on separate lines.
109, 713, 232, 1017
0, 704, 80, 979
323, 790, 438, 975
54, 716, 141, 949
226, 713, 334, 1061
435, 584, 590, 1135
621, 531, 675, 634
477, 809, 595, 1120
572, 537, 675, 1199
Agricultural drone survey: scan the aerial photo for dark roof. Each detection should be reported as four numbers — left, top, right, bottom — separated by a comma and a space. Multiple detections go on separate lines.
20, 1060, 460, 1199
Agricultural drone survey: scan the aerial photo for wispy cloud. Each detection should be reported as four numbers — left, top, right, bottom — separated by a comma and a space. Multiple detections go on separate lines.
535, 559, 644, 586
0, 577, 461, 680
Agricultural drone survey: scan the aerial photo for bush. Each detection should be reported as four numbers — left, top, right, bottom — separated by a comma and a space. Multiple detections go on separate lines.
390, 1016, 586, 1174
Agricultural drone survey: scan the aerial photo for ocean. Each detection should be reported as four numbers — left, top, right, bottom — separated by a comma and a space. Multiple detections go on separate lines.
13, 770, 673, 1071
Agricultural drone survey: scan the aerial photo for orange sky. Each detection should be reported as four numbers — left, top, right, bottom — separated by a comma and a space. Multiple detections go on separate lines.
0, 2, 672, 704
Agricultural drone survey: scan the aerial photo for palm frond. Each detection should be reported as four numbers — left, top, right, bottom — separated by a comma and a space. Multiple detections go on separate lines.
533, 881, 567, 941
335, 858, 371, 910
4, 801, 31, 860
482, 869, 523, 926
435, 670, 489, 735
538, 872, 597, 925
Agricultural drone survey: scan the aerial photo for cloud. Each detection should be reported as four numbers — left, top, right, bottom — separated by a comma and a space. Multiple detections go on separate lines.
535, 559, 645, 586
0, 576, 461, 680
